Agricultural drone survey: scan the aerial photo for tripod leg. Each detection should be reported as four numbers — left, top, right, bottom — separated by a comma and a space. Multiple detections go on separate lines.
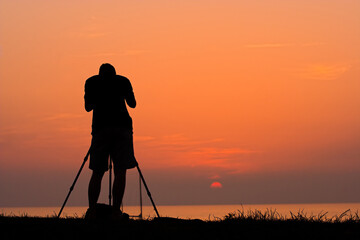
139, 173, 143, 219
136, 164, 160, 218
58, 147, 91, 218
109, 158, 112, 206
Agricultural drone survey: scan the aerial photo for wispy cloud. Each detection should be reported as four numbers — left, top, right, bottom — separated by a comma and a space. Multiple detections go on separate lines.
119, 50, 149, 56
40, 113, 84, 122
209, 174, 221, 180
158, 134, 223, 146
243, 42, 326, 49
91, 52, 117, 57
190, 147, 256, 156
134, 135, 155, 142
244, 43, 294, 49
73, 29, 112, 39
71, 50, 148, 58
300, 42, 326, 47
184, 147, 258, 172
137, 133, 258, 173
297, 63, 352, 80
144, 134, 224, 152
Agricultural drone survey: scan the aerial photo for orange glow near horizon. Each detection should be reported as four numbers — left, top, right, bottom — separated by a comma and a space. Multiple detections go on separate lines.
0, 0, 360, 181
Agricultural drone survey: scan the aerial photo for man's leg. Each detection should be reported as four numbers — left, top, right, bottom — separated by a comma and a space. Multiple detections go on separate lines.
88, 170, 105, 208
113, 168, 127, 210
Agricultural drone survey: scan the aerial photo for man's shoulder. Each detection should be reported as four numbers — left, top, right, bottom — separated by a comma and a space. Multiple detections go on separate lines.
115, 75, 130, 82
115, 75, 132, 89
86, 75, 100, 84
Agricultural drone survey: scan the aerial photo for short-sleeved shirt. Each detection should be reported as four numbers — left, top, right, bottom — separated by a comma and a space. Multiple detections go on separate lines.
84, 75, 135, 133
84, 74, 137, 171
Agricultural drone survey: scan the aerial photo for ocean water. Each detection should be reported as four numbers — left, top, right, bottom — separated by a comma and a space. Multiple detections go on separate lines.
2, 203, 360, 220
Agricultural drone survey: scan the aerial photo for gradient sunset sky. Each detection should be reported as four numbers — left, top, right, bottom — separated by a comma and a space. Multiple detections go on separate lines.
0, 0, 359, 207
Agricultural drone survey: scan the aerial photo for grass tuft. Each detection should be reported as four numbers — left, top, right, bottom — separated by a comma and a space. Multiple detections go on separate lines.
221, 207, 360, 223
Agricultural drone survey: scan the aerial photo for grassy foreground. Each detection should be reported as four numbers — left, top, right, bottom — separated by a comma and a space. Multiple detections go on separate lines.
1, 209, 360, 240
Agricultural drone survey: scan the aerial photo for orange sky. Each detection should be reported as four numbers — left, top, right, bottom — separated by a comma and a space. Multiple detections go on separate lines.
0, 0, 360, 206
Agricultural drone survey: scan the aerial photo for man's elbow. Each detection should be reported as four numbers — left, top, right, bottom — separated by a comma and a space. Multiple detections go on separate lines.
128, 100, 136, 108
85, 104, 94, 112
126, 95, 136, 108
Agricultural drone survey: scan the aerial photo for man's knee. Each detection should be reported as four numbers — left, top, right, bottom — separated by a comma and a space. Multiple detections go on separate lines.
91, 170, 105, 180
114, 168, 126, 178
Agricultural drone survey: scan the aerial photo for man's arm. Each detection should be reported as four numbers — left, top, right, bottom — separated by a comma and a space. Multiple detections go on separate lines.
84, 79, 95, 112
126, 91, 136, 108
125, 78, 136, 108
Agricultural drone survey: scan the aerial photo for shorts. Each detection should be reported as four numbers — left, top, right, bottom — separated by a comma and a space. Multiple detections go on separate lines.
89, 128, 137, 172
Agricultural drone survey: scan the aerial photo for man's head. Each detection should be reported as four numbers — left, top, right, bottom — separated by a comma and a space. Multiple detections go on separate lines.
99, 63, 116, 78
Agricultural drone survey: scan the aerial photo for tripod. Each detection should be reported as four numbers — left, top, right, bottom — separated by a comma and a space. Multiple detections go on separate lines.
57, 146, 160, 218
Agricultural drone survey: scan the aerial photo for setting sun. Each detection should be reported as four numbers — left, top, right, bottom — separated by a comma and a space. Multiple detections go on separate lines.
210, 182, 223, 189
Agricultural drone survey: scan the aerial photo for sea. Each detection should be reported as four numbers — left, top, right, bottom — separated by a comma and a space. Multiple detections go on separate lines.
1, 203, 360, 220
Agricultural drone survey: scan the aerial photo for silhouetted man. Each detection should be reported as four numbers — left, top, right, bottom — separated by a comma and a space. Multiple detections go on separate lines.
84, 63, 137, 218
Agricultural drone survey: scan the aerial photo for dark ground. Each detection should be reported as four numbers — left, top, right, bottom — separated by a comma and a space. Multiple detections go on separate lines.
1, 216, 360, 240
